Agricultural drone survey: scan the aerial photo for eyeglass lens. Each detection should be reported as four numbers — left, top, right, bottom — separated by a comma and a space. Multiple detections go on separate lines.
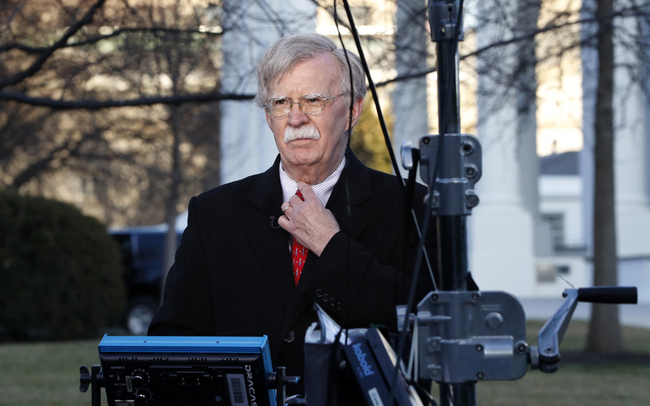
269, 97, 326, 117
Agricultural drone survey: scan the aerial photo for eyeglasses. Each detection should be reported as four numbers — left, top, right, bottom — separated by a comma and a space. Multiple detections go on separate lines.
265, 94, 344, 118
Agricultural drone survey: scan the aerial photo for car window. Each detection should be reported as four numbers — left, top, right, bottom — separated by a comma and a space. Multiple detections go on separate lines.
136, 234, 166, 261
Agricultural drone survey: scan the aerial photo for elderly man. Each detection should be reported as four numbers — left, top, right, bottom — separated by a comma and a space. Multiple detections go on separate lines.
148, 33, 435, 395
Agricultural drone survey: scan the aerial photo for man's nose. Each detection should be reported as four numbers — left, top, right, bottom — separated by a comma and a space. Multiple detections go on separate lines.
287, 101, 309, 126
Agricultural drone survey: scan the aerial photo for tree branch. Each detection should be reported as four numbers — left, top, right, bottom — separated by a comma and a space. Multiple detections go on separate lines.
374, 9, 641, 88
0, 90, 255, 109
0, 0, 107, 89
0, 27, 225, 55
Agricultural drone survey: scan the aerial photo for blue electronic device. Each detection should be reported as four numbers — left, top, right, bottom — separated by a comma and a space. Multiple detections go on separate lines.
98, 335, 276, 406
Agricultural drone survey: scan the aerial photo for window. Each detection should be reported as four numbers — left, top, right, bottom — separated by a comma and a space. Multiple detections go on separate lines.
542, 213, 564, 249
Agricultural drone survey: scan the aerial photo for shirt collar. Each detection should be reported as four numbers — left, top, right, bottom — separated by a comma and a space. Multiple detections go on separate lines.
279, 157, 346, 207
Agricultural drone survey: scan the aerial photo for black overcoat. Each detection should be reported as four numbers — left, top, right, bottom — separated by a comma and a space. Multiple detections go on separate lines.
148, 150, 436, 394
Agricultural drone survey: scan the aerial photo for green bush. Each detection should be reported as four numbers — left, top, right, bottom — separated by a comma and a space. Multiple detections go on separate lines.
0, 191, 125, 341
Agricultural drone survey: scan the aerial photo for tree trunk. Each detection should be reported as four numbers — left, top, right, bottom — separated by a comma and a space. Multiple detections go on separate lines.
161, 106, 183, 303
586, 0, 623, 354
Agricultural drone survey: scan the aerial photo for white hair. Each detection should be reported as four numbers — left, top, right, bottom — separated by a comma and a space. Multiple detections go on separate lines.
255, 33, 367, 108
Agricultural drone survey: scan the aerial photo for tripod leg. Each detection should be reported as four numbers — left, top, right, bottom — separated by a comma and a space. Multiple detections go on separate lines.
91, 365, 102, 406
276, 366, 286, 406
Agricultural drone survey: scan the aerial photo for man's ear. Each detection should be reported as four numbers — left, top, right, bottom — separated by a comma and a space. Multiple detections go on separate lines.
347, 97, 364, 130
265, 109, 273, 128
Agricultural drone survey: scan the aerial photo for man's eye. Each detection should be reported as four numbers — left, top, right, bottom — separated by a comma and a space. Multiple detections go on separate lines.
273, 99, 290, 106
303, 97, 323, 105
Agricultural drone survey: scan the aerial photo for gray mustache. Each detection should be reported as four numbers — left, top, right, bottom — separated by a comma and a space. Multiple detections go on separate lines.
284, 125, 320, 143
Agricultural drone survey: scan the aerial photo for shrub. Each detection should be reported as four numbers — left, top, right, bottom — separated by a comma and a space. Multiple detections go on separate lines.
0, 191, 125, 341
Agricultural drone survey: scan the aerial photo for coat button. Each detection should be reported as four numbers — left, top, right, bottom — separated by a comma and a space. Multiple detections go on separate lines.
284, 330, 296, 343
322, 293, 329, 303
315, 289, 323, 298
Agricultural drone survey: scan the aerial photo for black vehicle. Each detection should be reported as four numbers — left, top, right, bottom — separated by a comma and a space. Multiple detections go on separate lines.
110, 226, 182, 335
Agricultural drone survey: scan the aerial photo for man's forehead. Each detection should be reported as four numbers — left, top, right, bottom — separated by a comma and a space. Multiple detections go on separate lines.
267, 54, 341, 97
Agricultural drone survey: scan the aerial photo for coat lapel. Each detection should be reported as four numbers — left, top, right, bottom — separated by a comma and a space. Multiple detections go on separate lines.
244, 157, 296, 308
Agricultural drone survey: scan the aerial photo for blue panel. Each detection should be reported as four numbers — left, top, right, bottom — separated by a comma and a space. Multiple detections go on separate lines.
98, 335, 276, 406
99, 335, 268, 354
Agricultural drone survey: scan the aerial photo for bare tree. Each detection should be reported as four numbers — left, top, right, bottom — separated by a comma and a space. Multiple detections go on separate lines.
586, 0, 623, 354
0, 0, 225, 228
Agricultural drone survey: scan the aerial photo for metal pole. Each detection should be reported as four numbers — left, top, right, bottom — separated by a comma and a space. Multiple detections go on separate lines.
428, 1, 476, 405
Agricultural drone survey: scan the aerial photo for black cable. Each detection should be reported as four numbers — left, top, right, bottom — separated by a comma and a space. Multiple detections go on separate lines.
336, 4, 402, 184
332, 0, 354, 347
327, 2, 474, 406
324, 4, 356, 406
332, 2, 440, 406
335, 0, 436, 289
333, 1, 467, 405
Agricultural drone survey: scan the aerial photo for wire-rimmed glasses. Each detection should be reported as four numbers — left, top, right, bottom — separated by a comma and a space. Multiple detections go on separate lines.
265, 94, 344, 118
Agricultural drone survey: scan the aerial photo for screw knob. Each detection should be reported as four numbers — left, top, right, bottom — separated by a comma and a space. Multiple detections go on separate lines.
79, 366, 90, 393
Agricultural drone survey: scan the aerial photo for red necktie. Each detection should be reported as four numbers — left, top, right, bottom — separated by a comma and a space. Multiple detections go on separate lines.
291, 190, 308, 285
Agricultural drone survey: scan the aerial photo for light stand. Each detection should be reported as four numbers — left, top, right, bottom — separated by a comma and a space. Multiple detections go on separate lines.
427, 0, 477, 404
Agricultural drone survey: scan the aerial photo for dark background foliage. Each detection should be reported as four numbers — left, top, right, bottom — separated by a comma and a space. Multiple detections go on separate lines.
0, 192, 125, 341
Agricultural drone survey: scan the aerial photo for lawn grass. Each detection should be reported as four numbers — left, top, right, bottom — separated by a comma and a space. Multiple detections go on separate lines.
0, 321, 648, 406
434, 320, 650, 406
474, 363, 650, 406
0, 338, 100, 406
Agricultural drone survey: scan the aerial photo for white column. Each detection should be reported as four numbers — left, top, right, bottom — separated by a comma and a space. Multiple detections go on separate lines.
469, 0, 536, 296
219, 0, 316, 185
612, 20, 650, 258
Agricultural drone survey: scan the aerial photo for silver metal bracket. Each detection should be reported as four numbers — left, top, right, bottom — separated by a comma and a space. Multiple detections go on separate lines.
417, 134, 482, 216
415, 291, 528, 383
